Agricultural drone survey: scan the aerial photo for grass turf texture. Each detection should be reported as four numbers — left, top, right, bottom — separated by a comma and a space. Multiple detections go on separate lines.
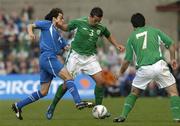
0, 97, 179, 126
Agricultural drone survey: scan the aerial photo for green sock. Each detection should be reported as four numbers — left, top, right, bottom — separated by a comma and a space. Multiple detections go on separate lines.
51, 84, 67, 110
170, 96, 180, 120
121, 93, 138, 118
94, 85, 105, 105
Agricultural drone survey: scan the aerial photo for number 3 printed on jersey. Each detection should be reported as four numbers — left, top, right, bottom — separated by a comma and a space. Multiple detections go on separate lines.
89, 29, 94, 37
136, 31, 147, 49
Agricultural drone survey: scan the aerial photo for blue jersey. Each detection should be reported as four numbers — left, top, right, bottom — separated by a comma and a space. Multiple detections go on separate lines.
35, 20, 67, 55
34, 20, 67, 83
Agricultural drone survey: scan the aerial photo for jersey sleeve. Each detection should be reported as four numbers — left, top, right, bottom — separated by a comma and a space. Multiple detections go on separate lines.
34, 20, 50, 30
124, 38, 133, 62
67, 19, 78, 31
157, 29, 174, 49
102, 27, 111, 38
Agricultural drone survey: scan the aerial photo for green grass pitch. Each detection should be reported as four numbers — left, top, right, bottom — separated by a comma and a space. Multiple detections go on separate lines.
0, 97, 179, 126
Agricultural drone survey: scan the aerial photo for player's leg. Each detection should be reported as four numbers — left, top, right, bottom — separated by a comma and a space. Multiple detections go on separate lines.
92, 70, 117, 104
64, 50, 104, 105
46, 57, 80, 106
156, 60, 180, 122
91, 71, 105, 105
91, 71, 113, 118
165, 84, 180, 122
46, 52, 74, 119
47, 67, 93, 120
114, 65, 153, 123
59, 67, 94, 108
12, 81, 51, 120
81, 55, 111, 117
76, 54, 104, 105
46, 52, 77, 119
12, 61, 53, 120
113, 86, 141, 122
46, 60, 80, 119
59, 67, 82, 105
49, 83, 67, 111
46, 66, 81, 120
46, 55, 83, 106
46, 82, 68, 120
46, 57, 93, 119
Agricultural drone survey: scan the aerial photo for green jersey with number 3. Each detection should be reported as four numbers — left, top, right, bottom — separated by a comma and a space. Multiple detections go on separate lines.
125, 26, 173, 68
67, 17, 110, 56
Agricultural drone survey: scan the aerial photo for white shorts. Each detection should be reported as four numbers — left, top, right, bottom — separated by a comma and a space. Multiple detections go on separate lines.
65, 50, 102, 77
132, 60, 176, 90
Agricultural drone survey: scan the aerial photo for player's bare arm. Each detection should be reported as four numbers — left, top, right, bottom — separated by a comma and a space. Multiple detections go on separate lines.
119, 60, 130, 76
28, 23, 36, 41
107, 35, 125, 52
169, 43, 177, 70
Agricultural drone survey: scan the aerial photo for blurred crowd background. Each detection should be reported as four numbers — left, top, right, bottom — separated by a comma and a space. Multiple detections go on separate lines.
0, 0, 180, 97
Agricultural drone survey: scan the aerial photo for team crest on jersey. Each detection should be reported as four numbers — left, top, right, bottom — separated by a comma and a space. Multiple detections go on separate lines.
96, 30, 101, 35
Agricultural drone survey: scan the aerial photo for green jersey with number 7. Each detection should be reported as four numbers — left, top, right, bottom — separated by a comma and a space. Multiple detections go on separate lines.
125, 26, 173, 68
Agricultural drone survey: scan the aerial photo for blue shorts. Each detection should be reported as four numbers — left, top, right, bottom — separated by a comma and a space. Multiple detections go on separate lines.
39, 52, 64, 83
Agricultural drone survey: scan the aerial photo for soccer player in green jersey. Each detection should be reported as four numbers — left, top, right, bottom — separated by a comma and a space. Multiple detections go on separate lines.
113, 13, 180, 123
46, 7, 125, 119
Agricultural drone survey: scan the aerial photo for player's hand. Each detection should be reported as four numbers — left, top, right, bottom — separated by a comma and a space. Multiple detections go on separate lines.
29, 33, 36, 41
170, 59, 177, 70
116, 44, 125, 53
64, 45, 70, 51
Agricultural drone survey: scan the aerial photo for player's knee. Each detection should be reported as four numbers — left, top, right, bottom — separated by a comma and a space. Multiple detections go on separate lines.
59, 70, 73, 81
64, 76, 73, 81
40, 90, 48, 96
166, 84, 179, 96
131, 86, 141, 96
167, 90, 178, 96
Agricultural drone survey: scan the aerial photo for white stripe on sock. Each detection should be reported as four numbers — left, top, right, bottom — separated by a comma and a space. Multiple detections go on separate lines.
37, 91, 40, 99
69, 87, 74, 93
29, 95, 35, 101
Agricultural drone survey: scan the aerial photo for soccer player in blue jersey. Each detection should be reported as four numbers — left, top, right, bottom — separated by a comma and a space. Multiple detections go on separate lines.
11, 8, 93, 120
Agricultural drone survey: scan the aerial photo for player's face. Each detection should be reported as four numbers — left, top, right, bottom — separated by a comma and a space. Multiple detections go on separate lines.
54, 13, 64, 28
90, 16, 102, 26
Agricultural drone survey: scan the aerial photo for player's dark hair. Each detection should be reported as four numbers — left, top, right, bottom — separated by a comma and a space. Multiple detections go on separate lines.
131, 13, 145, 28
90, 7, 103, 17
45, 8, 63, 21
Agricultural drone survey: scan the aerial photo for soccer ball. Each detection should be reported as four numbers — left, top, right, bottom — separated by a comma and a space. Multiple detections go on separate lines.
92, 105, 108, 119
